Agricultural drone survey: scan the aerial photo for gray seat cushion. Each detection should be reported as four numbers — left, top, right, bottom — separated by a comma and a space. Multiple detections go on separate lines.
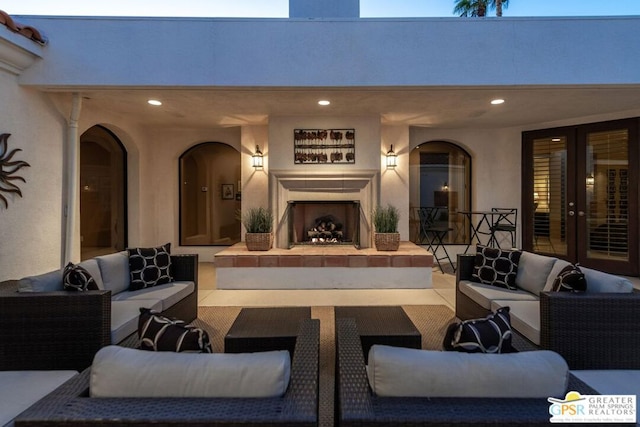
77, 258, 105, 290
367, 344, 568, 398
571, 370, 640, 396
580, 267, 634, 293
17, 269, 63, 293
96, 251, 130, 295
111, 281, 194, 311
515, 251, 557, 295
0, 370, 77, 427
90, 346, 291, 398
542, 259, 572, 292
111, 299, 162, 344
459, 280, 538, 310
491, 300, 540, 345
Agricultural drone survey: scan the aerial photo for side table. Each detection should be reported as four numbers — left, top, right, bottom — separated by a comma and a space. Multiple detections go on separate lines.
224, 306, 311, 356
334, 306, 421, 363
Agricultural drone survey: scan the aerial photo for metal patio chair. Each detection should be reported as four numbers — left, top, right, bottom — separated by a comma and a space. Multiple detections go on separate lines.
418, 207, 455, 273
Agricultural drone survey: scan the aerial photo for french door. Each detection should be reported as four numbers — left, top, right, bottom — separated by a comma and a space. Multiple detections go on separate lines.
522, 118, 639, 276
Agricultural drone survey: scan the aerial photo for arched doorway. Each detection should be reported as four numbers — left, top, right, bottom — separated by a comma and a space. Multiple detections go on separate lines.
180, 142, 241, 246
409, 141, 471, 245
80, 125, 127, 260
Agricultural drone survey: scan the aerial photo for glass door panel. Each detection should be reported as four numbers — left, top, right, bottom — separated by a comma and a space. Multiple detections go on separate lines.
583, 129, 629, 262
531, 136, 568, 257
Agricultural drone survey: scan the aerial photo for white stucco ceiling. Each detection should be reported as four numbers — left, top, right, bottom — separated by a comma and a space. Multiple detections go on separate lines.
52, 85, 640, 130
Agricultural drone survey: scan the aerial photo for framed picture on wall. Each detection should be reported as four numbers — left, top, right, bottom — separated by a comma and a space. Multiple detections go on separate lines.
293, 128, 355, 164
221, 184, 234, 200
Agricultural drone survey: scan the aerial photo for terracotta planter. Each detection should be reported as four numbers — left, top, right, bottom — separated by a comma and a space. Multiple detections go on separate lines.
374, 232, 400, 251
245, 232, 274, 251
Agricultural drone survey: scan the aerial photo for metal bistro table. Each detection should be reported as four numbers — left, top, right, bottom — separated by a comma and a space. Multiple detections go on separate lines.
458, 210, 514, 253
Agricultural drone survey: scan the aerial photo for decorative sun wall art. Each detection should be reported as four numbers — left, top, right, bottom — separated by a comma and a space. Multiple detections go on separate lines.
0, 133, 31, 208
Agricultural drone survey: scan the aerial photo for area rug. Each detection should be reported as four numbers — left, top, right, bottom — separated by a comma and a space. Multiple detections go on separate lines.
193, 305, 456, 427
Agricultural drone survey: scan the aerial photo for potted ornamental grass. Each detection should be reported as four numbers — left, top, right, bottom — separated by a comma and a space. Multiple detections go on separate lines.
372, 204, 400, 251
242, 207, 274, 251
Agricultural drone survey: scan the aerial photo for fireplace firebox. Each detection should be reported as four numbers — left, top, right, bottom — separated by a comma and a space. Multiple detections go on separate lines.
288, 200, 360, 247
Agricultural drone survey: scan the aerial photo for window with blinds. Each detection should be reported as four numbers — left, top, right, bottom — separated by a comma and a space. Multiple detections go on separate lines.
586, 129, 629, 260
532, 137, 567, 256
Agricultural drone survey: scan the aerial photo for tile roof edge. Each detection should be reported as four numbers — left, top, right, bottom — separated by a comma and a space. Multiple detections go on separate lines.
0, 10, 47, 45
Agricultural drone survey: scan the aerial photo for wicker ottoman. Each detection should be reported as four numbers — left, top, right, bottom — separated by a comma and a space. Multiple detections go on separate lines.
224, 306, 311, 356
334, 306, 421, 363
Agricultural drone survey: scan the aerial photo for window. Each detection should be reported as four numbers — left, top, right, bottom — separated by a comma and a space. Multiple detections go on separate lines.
180, 142, 241, 246
409, 141, 471, 244
80, 125, 127, 260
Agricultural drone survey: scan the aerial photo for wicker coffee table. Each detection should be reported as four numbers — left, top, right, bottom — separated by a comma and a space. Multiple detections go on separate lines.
334, 306, 421, 363
224, 306, 311, 356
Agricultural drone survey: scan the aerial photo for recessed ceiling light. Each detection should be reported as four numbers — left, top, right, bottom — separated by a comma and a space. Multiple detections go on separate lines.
551, 138, 561, 142
318, 100, 330, 106
148, 99, 162, 106
490, 99, 505, 105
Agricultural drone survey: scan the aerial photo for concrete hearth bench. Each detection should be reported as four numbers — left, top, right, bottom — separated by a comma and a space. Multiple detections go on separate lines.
214, 241, 433, 289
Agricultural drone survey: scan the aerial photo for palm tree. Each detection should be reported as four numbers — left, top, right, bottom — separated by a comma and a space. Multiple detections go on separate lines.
453, 0, 487, 17
494, 0, 509, 17
453, 0, 509, 17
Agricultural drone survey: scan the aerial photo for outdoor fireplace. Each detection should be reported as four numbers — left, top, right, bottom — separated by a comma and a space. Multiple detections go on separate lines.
288, 200, 360, 247
271, 169, 377, 248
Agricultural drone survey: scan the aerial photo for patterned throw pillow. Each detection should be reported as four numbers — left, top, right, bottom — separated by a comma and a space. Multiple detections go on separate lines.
443, 307, 513, 354
128, 243, 173, 291
551, 264, 587, 292
138, 308, 212, 353
472, 245, 522, 290
63, 262, 99, 291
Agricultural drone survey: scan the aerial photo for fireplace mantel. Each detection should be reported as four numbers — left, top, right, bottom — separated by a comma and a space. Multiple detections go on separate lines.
269, 169, 379, 248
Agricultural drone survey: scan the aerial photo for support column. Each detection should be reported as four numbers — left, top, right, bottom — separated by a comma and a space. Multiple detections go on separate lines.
64, 93, 82, 264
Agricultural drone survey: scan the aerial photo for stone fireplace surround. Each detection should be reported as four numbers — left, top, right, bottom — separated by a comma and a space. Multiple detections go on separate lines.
269, 169, 378, 249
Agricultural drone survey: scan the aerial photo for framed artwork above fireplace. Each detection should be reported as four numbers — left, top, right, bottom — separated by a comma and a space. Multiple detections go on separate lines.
293, 128, 355, 164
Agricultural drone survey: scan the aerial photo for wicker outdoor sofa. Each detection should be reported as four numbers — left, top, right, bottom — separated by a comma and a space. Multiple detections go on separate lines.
15, 318, 320, 427
0, 254, 198, 372
335, 318, 602, 427
456, 253, 640, 370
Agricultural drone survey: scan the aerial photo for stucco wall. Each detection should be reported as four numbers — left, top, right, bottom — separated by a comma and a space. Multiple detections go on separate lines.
268, 116, 380, 171
410, 127, 523, 211
16, 16, 640, 88
49, 94, 244, 265
0, 74, 66, 279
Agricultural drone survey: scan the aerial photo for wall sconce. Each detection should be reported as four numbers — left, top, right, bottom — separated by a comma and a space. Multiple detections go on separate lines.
586, 173, 595, 186
252, 145, 263, 169
442, 182, 449, 191
386, 145, 397, 168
